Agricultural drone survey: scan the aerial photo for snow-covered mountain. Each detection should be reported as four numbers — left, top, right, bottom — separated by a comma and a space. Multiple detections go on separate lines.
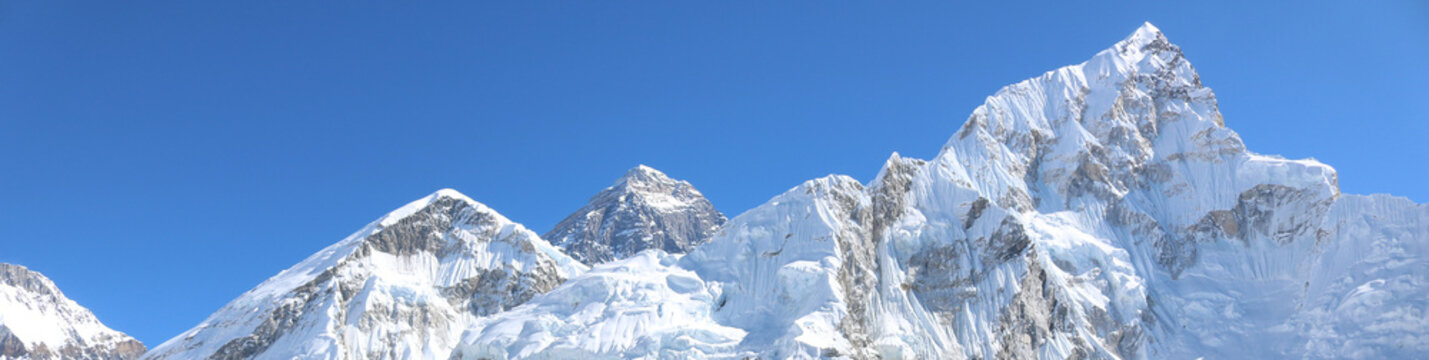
142, 190, 585, 360
146, 22, 1425, 360
449, 23, 1428, 359
544, 165, 726, 264
0, 264, 145, 360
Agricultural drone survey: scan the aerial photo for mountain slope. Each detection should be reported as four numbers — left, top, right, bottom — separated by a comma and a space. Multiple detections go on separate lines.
452, 22, 1427, 359
143, 189, 585, 360
454, 175, 873, 359
451, 250, 747, 359
0, 264, 145, 360
544, 165, 726, 264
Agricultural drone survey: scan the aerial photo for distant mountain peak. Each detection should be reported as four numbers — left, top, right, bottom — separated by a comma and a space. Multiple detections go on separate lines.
612, 165, 697, 195
143, 189, 584, 360
619, 164, 668, 183
545, 166, 726, 264
0, 264, 146, 360
1124, 21, 1164, 45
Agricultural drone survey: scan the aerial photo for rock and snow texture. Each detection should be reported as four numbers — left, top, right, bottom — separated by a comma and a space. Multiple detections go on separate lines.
451, 251, 747, 359
142, 189, 585, 360
452, 22, 1427, 359
544, 165, 726, 264
0, 264, 145, 360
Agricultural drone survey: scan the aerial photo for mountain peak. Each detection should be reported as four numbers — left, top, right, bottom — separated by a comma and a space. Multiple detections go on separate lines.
144, 188, 584, 359
617, 164, 675, 186
371, 188, 493, 229
418, 188, 483, 210
0, 263, 56, 296
0, 264, 146, 359
1125, 21, 1163, 44
431, 187, 472, 201
1110, 21, 1181, 61
545, 166, 726, 264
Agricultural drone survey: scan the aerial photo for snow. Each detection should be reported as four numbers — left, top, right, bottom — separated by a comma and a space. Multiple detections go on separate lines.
146, 22, 1427, 360
0, 264, 141, 356
451, 251, 747, 359
450, 22, 1426, 359
144, 189, 587, 360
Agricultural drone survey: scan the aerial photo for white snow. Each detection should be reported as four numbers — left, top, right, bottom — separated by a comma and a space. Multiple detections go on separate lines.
450, 22, 1427, 359
451, 251, 747, 359
148, 22, 1428, 360
0, 265, 140, 356
143, 189, 587, 360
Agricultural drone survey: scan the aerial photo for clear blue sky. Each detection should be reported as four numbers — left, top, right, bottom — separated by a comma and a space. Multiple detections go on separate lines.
1, 1, 1425, 346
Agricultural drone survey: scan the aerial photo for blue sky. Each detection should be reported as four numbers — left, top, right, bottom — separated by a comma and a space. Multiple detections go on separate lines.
1, 1, 1425, 346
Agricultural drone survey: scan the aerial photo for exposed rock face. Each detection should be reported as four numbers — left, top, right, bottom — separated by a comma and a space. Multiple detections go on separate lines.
544, 165, 726, 264
142, 189, 585, 360
0, 264, 146, 360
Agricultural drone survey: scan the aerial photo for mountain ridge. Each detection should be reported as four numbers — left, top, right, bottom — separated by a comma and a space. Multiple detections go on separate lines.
141, 190, 585, 360
0, 264, 146, 360
35, 22, 1424, 360
451, 22, 1426, 359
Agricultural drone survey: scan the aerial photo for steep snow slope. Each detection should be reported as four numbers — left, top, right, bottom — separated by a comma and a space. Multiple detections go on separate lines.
455, 175, 879, 359
1292, 195, 1428, 358
143, 189, 585, 360
545, 165, 726, 264
853, 22, 1423, 359
0, 264, 145, 360
452, 22, 1427, 359
452, 251, 747, 359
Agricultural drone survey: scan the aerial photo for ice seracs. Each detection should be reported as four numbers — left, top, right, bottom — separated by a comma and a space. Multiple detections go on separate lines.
142, 189, 585, 360
451, 250, 747, 359
0, 264, 145, 360
544, 165, 726, 264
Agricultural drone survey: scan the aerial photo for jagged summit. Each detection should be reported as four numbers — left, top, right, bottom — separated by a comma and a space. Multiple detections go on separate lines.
0, 264, 146, 360
544, 165, 726, 264
618, 164, 669, 184
453, 24, 1427, 359
0, 264, 56, 295
1119, 22, 1167, 49
369, 188, 479, 227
